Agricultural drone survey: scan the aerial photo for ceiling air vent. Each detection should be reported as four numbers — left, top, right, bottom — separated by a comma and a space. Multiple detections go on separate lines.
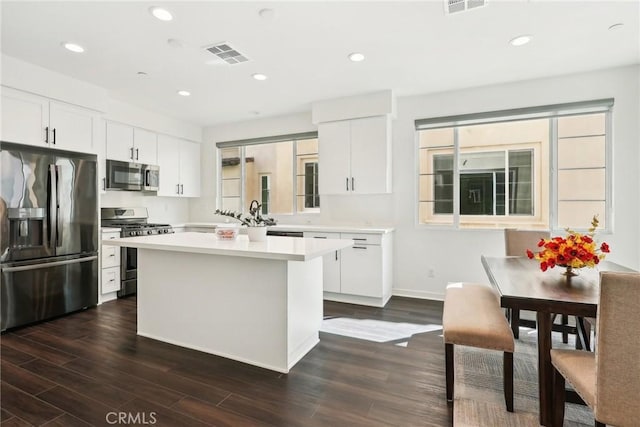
445, 0, 486, 14
205, 42, 249, 65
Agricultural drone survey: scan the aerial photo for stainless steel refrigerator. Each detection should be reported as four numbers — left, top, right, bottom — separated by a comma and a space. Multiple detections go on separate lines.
1, 141, 98, 331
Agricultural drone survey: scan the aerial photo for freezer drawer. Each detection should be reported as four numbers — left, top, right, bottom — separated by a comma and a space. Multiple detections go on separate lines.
1, 255, 98, 330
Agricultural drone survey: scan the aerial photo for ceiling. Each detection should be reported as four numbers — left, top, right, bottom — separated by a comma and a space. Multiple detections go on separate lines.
1, 1, 638, 127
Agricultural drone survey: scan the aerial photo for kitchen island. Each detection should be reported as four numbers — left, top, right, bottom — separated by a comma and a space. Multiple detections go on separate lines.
104, 232, 352, 373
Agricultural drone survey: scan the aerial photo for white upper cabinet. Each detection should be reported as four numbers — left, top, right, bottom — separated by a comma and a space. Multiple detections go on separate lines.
49, 101, 97, 153
106, 122, 157, 164
133, 128, 157, 165
179, 140, 201, 197
318, 115, 391, 195
1, 87, 98, 153
105, 122, 134, 162
157, 135, 181, 196
157, 134, 200, 197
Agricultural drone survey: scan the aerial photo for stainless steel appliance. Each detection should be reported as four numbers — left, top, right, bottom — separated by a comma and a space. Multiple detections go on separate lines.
105, 160, 159, 192
101, 207, 173, 298
1, 141, 98, 331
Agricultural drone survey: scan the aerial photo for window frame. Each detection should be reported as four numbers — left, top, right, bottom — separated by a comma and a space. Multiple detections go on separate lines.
216, 131, 319, 215
415, 99, 613, 232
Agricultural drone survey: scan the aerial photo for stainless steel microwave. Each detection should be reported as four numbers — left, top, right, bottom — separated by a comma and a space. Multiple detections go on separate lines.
105, 160, 159, 192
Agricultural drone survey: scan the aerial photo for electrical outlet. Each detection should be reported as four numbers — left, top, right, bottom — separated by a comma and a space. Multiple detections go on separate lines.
427, 268, 435, 278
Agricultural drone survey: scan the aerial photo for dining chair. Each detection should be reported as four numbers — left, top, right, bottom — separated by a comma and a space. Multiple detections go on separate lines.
551, 271, 640, 427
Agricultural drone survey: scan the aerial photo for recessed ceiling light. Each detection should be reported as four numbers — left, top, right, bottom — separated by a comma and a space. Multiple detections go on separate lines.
608, 23, 624, 31
149, 6, 173, 21
62, 42, 85, 53
258, 8, 276, 20
348, 52, 365, 62
252, 73, 268, 81
509, 35, 532, 47
177, 90, 191, 97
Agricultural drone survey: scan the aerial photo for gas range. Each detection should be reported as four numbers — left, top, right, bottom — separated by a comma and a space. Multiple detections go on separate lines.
101, 207, 174, 237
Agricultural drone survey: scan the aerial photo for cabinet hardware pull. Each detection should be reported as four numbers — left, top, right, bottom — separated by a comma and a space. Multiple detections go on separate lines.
346, 177, 349, 191
109, 279, 115, 282
52, 128, 56, 144
135, 148, 139, 160
313, 236, 327, 239
352, 177, 355, 191
353, 246, 367, 250
102, 177, 106, 191
180, 184, 184, 194
130, 147, 134, 160
109, 254, 115, 257
45, 126, 49, 143
353, 238, 367, 241
176, 184, 180, 194
335, 250, 338, 261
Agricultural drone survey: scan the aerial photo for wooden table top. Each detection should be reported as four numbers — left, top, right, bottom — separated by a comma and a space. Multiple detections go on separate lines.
481, 256, 634, 317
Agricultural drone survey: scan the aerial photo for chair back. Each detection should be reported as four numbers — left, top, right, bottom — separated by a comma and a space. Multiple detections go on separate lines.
504, 229, 550, 257
595, 271, 640, 425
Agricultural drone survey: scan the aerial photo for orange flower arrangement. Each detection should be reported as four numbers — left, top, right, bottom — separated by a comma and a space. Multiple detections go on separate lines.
526, 215, 610, 272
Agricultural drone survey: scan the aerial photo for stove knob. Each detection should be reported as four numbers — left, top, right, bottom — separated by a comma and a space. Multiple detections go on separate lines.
136, 231, 142, 236
147, 230, 152, 235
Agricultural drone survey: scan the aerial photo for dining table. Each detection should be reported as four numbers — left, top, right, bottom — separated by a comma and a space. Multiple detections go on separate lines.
481, 255, 634, 427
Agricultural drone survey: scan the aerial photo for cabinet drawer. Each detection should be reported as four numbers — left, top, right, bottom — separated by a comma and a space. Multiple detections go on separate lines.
339, 233, 382, 246
101, 244, 120, 268
304, 232, 341, 239
101, 266, 120, 294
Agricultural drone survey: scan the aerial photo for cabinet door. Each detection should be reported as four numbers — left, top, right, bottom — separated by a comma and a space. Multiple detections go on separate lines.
305, 232, 341, 292
179, 140, 201, 197
1, 87, 49, 147
156, 135, 181, 196
134, 128, 157, 165
106, 122, 134, 162
318, 120, 351, 195
101, 266, 121, 294
349, 116, 391, 194
49, 101, 96, 153
340, 244, 383, 297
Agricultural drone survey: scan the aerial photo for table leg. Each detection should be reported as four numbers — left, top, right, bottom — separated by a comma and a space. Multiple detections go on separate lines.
537, 311, 553, 426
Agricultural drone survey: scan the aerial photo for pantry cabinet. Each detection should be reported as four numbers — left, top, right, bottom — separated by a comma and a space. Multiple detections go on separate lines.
157, 135, 201, 197
1, 86, 98, 153
105, 122, 157, 164
318, 115, 391, 195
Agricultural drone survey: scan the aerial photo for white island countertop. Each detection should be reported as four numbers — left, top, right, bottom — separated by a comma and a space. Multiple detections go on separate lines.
173, 223, 394, 234
104, 232, 352, 261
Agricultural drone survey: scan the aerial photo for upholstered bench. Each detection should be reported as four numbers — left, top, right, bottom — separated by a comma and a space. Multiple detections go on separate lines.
442, 282, 515, 412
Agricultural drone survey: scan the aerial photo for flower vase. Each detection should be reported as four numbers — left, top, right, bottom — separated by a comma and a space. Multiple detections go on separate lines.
562, 266, 579, 277
247, 226, 267, 242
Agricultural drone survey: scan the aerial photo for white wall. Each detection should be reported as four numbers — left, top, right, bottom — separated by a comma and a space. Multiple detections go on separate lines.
197, 65, 640, 300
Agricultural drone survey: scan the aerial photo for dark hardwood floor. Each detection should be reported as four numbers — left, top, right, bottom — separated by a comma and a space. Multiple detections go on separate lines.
1, 296, 451, 426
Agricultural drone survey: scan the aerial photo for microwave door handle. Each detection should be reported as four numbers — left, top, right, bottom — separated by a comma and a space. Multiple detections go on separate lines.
55, 165, 62, 247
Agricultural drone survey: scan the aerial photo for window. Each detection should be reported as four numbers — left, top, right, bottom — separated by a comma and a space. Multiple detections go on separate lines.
217, 133, 319, 214
416, 99, 612, 230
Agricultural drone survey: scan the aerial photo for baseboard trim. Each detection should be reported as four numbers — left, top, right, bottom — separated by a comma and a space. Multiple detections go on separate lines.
392, 288, 444, 301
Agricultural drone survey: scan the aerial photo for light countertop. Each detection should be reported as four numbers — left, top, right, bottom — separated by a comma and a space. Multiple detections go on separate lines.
172, 223, 394, 234
103, 232, 353, 262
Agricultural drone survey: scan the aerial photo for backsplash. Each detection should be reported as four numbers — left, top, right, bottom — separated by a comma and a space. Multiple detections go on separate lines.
100, 192, 189, 223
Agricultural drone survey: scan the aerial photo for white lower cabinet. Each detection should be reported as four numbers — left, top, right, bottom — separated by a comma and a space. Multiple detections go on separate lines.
100, 230, 121, 302
304, 231, 393, 307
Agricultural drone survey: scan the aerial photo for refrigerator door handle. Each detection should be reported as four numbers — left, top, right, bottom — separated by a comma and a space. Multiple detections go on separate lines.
1, 255, 98, 273
55, 165, 62, 247
48, 164, 57, 248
